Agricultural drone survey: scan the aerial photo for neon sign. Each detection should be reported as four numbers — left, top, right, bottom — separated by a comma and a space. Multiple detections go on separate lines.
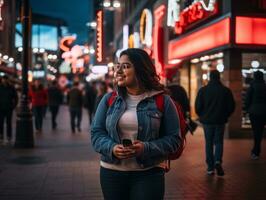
153, 5, 166, 77
60, 35, 76, 52
0, 0, 3, 21
96, 10, 103, 63
140, 9, 152, 47
168, 17, 230, 61
167, 0, 218, 34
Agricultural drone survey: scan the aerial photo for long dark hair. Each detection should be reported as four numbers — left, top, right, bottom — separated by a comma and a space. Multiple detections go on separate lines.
119, 48, 164, 91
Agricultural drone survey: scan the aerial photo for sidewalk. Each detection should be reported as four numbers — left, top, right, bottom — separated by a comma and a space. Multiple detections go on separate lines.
0, 106, 266, 200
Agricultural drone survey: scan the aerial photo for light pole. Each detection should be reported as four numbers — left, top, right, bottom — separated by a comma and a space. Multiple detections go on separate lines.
15, 0, 34, 148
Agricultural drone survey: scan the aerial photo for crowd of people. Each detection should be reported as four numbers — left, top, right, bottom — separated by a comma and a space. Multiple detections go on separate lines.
0, 76, 110, 140
0, 48, 265, 199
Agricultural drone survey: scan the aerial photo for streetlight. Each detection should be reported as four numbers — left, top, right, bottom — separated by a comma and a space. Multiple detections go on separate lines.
15, 0, 34, 148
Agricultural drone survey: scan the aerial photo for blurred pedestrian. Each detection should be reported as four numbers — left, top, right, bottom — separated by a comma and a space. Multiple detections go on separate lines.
29, 80, 48, 133
195, 70, 235, 176
47, 80, 63, 130
67, 81, 83, 133
93, 81, 107, 113
167, 84, 197, 134
167, 84, 189, 116
91, 48, 181, 200
245, 71, 266, 160
83, 82, 96, 125
0, 75, 18, 142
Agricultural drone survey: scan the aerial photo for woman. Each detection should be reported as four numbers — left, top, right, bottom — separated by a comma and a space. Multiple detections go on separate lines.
29, 80, 48, 133
91, 48, 181, 200
245, 71, 266, 159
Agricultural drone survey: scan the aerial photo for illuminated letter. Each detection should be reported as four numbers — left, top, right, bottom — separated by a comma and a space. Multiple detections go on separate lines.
167, 0, 180, 27
194, 0, 216, 11
140, 9, 152, 47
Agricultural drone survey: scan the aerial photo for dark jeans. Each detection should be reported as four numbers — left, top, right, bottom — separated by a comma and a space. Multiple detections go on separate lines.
0, 109, 13, 139
100, 167, 165, 200
49, 105, 59, 129
250, 114, 266, 156
33, 106, 44, 131
69, 107, 82, 131
203, 124, 225, 170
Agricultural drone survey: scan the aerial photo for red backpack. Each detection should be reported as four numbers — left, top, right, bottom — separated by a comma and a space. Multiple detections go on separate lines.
107, 92, 187, 170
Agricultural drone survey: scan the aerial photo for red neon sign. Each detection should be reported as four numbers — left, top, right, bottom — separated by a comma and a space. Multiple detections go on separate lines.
96, 10, 103, 63
174, 2, 218, 34
168, 17, 230, 62
235, 17, 266, 45
153, 5, 166, 77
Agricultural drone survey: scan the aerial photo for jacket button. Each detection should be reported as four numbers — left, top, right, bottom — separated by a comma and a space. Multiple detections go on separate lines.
139, 126, 143, 131
140, 164, 144, 168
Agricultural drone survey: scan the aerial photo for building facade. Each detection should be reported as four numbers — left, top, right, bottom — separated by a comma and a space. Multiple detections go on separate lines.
102, 0, 266, 137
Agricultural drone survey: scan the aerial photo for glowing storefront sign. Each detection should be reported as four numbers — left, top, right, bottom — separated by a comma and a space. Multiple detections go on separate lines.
96, 10, 103, 62
168, 17, 230, 62
167, 0, 218, 34
140, 9, 152, 47
235, 17, 266, 45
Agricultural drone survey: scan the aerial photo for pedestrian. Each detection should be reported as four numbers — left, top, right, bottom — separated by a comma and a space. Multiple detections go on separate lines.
29, 79, 48, 133
47, 80, 63, 130
0, 75, 18, 142
195, 70, 235, 176
67, 81, 83, 133
83, 82, 96, 125
244, 71, 266, 160
167, 84, 198, 133
93, 81, 107, 113
91, 48, 181, 200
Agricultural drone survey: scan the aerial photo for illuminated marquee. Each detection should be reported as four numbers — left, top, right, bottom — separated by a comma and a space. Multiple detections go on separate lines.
96, 10, 103, 63
140, 9, 152, 47
167, 0, 218, 34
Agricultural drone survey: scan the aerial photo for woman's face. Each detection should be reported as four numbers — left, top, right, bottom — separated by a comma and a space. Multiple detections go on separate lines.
114, 55, 138, 88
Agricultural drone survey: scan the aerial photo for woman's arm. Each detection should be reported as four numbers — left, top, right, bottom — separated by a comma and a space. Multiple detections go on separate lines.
141, 95, 181, 158
90, 93, 118, 161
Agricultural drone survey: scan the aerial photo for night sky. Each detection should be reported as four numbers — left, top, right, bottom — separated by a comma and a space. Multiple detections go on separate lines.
29, 0, 93, 44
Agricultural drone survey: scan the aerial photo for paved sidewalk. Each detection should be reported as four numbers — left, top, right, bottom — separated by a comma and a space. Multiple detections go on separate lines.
0, 106, 266, 200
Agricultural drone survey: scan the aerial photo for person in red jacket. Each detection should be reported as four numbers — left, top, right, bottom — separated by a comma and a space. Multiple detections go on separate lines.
29, 79, 48, 133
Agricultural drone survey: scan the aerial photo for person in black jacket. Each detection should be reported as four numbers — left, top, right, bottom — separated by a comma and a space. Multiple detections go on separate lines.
0, 75, 18, 142
48, 80, 63, 130
67, 81, 83, 133
167, 84, 190, 117
245, 71, 266, 160
195, 70, 235, 176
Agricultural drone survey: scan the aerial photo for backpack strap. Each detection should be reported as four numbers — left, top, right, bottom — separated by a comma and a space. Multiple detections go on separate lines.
107, 91, 117, 107
155, 94, 164, 113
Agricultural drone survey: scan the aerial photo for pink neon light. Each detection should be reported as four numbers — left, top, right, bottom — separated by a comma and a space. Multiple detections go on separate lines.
235, 17, 266, 45
153, 5, 166, 77
168, 17, 230, 61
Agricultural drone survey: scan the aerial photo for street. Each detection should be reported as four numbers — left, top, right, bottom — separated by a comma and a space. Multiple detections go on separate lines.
0, 106, 265, 200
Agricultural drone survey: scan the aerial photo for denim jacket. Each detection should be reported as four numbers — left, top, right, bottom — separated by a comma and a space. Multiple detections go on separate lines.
91, 90, 181, 168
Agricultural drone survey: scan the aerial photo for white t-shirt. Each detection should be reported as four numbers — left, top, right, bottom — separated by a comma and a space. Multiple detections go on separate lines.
101, 92, 151, 171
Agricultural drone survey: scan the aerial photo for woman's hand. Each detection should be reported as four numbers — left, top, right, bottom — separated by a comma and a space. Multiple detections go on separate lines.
132, 140, 144, 157
112, 144, 135, 159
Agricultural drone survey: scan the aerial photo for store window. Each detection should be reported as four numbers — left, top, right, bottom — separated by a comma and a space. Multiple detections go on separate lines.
242, 53, 266, 127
